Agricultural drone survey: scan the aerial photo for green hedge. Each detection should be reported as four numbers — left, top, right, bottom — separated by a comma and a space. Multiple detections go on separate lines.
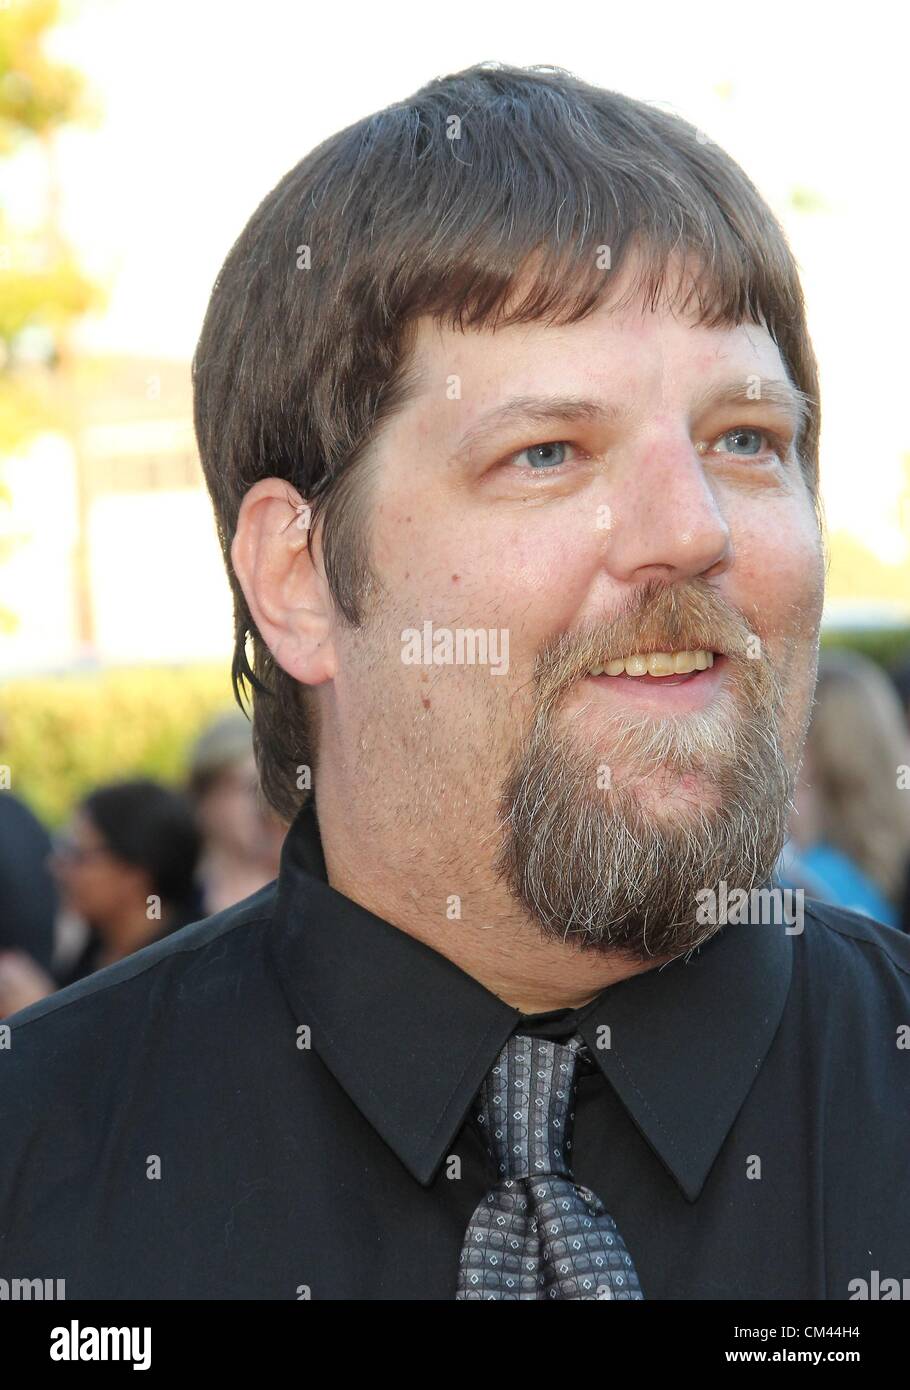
0, 662, 241, 828
820, 627, 910, 671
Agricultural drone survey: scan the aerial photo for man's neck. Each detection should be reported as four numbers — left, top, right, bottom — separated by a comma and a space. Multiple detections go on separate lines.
314, 784, 662, 1013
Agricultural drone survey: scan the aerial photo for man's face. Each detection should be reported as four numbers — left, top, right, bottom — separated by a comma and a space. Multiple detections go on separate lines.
326, 255, 825, 957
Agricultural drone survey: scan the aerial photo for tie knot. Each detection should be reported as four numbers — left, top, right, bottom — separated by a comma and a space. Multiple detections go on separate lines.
473, 1034, 589, 1181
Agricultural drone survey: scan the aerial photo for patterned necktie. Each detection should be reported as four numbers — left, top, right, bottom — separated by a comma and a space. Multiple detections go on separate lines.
456, 1032, 645, 1300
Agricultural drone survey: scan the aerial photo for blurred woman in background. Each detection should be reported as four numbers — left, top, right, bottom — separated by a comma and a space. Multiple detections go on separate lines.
783, 649, 910, 930
51, 778, 204, 984
0, 777, 202, 1015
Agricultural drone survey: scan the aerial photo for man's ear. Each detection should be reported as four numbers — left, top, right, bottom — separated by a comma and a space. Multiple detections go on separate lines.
230, 478, 336, 687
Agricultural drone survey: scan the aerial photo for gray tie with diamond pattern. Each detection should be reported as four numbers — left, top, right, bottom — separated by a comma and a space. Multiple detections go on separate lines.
455, 1032, 645, 1300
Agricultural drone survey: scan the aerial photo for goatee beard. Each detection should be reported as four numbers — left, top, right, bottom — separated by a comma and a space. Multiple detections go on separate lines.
493, 581, 795, 960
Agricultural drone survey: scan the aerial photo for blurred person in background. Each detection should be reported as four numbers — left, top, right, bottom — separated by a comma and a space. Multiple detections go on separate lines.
0, 777, 202, 1017
888, 651, 910, 932
0, 792, 58, 976
891, 651, 910, 731
0, 713, 58, 972
187, 711, 286, 915
781, 648, 910, 931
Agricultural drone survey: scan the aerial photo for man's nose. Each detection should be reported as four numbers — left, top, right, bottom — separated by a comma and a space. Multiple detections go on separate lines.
602, 433, 732, 584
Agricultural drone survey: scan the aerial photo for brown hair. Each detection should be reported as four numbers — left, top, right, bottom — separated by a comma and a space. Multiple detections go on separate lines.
192, 61, 822, 824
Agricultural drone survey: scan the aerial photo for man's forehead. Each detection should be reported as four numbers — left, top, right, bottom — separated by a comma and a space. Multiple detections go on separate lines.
404, 307, 787, 429
414, 302, 777, 365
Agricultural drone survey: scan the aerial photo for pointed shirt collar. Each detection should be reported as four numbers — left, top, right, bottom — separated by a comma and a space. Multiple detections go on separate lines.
268, 799, 792, 1201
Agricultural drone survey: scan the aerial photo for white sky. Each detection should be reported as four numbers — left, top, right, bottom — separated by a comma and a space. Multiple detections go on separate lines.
6, 0, 909, 556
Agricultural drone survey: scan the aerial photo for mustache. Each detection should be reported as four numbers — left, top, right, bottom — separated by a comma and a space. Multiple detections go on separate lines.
535, 578, 763, 702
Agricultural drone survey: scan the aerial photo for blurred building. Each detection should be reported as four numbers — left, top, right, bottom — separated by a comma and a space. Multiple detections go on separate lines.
0, 356, 233, 676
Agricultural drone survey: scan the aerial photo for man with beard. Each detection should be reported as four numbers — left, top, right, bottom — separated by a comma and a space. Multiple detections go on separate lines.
1, 63, 908, 1303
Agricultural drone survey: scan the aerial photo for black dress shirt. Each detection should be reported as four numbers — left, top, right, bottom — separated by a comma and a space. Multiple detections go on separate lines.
1, 796, 909, 1300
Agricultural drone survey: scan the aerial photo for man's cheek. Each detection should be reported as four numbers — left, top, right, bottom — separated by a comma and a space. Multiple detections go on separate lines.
741, 517, 823, 626
777, 545, 825, 632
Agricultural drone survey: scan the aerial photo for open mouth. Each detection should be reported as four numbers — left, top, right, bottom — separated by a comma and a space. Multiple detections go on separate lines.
581, 651, 728, 705
587, 649, 721, 679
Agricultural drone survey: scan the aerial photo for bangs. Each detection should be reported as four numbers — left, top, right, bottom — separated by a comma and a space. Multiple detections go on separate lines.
424, 226, 779, 343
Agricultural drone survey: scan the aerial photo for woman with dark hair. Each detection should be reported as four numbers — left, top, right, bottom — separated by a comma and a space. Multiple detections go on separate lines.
51, 778, 204, 986
0, 779, 203, 1015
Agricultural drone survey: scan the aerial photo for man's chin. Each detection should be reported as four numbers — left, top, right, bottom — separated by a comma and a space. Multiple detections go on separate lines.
568, 912, 725, 963
611, 765, 722, 817
524, 882, 728, 962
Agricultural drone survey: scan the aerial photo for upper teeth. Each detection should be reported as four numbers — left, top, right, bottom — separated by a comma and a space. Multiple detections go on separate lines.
588, 650, 715, 677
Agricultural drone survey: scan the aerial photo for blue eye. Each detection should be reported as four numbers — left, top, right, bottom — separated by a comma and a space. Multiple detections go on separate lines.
511, 441, 573, 470
713, 427, 781, 459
